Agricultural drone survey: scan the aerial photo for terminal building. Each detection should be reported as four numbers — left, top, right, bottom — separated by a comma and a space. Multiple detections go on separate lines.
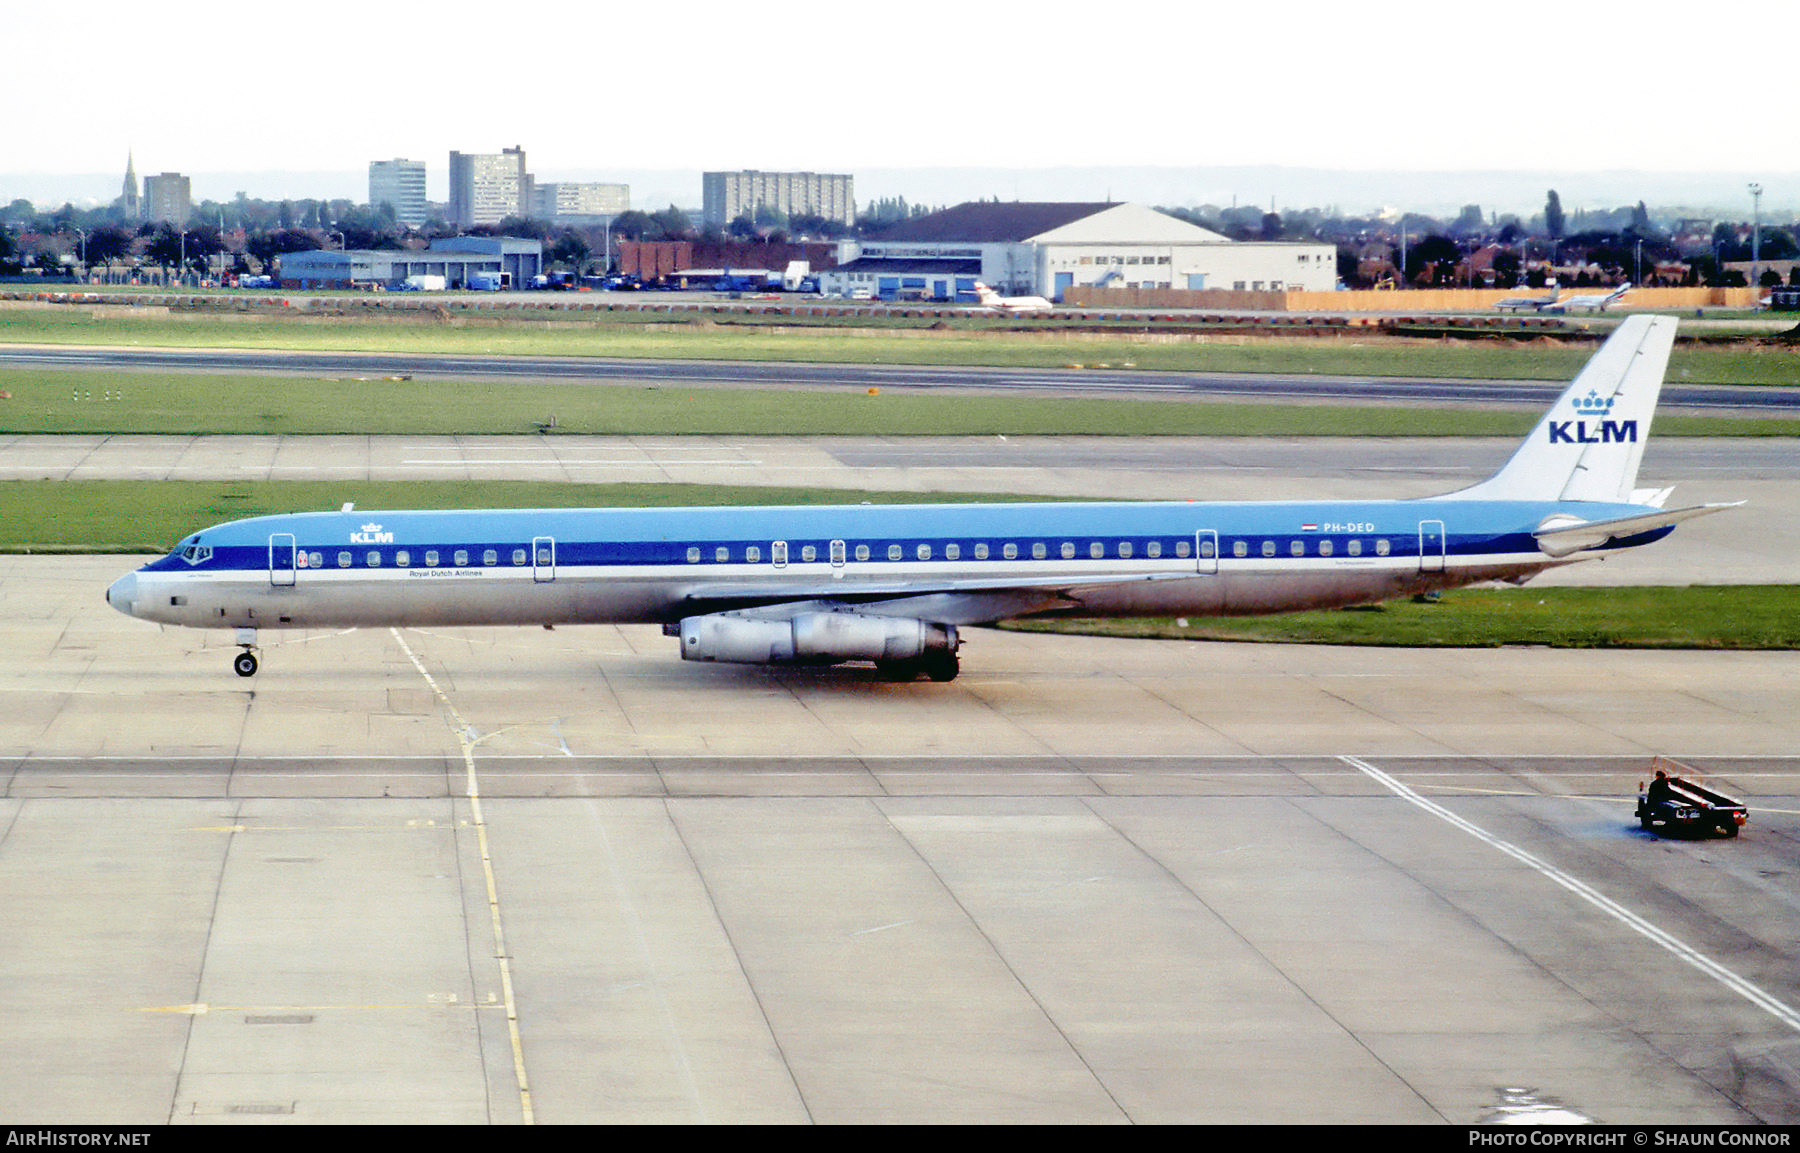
276, 236, 543, 290
820, 202, 1337, 302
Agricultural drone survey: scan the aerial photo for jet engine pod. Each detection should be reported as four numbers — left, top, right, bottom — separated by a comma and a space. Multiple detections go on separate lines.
678, 614, 796, 664
678, 611, 956, 667
791, 611, 950, 662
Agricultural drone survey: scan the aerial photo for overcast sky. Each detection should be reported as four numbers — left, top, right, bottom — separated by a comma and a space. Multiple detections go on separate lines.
6, 0, 1795, 210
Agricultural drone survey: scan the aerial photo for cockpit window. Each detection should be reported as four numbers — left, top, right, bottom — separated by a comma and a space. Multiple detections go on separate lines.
179, 543, 213, 565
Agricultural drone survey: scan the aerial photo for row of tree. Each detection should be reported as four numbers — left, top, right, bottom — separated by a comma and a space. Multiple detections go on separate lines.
3, 187, 1792, 285
1, 191, 944, 251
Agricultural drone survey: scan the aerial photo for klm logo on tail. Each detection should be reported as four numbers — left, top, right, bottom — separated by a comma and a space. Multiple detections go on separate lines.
1548, 390, 1637, 445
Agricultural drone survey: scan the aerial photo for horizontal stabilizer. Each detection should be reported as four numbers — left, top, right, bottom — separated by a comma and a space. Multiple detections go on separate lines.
1534, 503, 1742, 558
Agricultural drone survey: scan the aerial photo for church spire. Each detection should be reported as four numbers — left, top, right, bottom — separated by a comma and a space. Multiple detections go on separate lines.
121, 151, 141, 220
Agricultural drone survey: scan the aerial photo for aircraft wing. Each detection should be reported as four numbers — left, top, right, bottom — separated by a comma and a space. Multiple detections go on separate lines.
675, 569, 1199, 624
1534, 503, 1742, 558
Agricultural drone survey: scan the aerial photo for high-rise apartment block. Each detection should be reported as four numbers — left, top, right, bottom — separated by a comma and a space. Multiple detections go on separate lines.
702, 170, 855, 229
448, 146, 530, 227
143, 172, 191, 225
530, 182, 629, 223
369, 158, 428, 228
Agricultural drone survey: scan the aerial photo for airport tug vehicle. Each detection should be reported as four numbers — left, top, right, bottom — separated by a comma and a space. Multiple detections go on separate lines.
1635, 770, 1748, 839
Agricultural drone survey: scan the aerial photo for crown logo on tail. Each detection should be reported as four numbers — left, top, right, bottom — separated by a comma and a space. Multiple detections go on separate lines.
1571, 390, 1615, 417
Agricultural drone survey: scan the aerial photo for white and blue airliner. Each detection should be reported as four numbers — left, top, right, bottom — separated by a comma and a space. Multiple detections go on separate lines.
107, 316, 1732, 682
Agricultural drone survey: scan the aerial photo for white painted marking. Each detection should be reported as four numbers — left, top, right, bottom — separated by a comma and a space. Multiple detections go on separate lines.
389, 629, 536, 1122
401, 459, 762, 466
1340, 755, 1800, 1034
851, 921, 916, 937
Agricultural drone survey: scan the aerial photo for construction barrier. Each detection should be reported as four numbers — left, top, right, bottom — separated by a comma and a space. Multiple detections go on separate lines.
1064, 284, 1764, 313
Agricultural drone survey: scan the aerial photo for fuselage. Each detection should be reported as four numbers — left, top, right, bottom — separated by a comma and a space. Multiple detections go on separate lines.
106, 495, 1664, 633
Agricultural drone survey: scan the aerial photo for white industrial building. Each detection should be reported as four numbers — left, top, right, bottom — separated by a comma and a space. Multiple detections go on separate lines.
821, 202, 1336, 302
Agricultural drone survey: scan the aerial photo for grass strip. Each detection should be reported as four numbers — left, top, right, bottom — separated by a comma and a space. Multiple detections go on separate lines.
1002, 585, 1800, 650
3, 369, 1793, 437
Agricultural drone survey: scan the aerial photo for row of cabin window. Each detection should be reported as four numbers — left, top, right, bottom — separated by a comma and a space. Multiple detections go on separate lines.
299, 536, 1401, 570
681, 537, 1396, 564
306, 548, 539, 569
1244, 538, 1393, 558
685, 539, 1196, 564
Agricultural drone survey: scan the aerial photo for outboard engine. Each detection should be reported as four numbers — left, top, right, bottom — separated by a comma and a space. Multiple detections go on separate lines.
676, 610, 959, 680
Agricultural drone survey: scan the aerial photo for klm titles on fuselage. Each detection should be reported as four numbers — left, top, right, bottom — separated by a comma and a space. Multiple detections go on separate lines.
350, 523, 394, 545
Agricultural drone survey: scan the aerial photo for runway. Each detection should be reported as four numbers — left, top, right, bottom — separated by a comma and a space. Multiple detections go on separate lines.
4, 342, 1798, 414
2, 556, 1798, 1123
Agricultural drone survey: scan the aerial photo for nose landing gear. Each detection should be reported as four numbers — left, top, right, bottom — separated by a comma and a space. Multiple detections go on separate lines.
234, 627, 259, 677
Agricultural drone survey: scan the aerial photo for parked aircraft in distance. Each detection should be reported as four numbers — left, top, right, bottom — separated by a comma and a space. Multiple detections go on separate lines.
1543, 283, 1631, 313
972, 282, 1054, 313
107, 317, 1730, 683
1495, 286, 1563, 312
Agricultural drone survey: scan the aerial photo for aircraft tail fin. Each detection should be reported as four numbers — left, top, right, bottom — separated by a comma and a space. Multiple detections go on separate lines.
1446, 315, 1676, 504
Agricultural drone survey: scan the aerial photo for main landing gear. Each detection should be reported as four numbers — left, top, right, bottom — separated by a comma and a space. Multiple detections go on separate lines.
876, 647, 960, 682
233, 627, 260, 677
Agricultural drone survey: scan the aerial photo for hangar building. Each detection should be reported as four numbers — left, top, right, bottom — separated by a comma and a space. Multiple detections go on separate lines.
821, 202, 1336, 302
277, 237, 543, 291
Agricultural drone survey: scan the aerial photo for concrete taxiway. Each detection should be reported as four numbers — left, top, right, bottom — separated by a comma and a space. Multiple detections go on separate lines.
3, 426, 1797, 1124
2, 554, 1798, 1124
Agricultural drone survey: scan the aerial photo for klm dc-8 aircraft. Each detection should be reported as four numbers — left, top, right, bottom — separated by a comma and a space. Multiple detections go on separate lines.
107, 317, 1731, 682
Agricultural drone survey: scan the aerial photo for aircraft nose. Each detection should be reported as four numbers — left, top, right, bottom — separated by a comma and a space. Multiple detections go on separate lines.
106, 572, 139, 616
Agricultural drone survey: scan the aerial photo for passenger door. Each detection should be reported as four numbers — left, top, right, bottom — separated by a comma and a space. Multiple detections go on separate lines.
269, 533, 297, 587
1195, 529, 1218, 575
533, 536, 556, 583
1418, 520, 1445, 573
